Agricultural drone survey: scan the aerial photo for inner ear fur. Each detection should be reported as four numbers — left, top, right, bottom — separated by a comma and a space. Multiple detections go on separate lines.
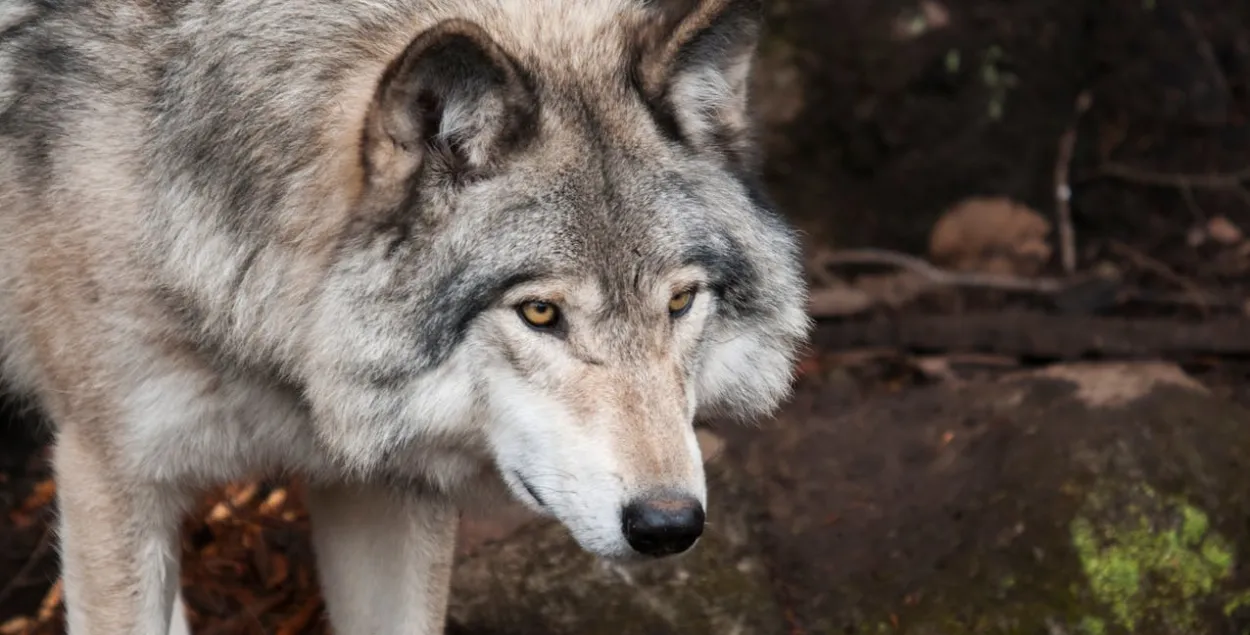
362, 19, 538, 194
635, 0, 764, 171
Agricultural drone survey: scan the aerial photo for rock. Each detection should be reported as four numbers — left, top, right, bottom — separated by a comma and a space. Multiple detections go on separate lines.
736, 361, 1250, 634
444, 361, 1250, 635
1207, 216, 1244, 246
928, 196, 1053, 277
446, 456, 786, 635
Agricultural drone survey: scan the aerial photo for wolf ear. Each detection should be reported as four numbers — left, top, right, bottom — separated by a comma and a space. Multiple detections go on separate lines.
636, 0, 763, 171
363, 19, 537, 190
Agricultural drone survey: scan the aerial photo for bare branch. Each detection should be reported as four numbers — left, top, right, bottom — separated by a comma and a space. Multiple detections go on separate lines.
1095, 163, 1250, 190
812, 248, 1067, 294
1054, 91, 1092, 274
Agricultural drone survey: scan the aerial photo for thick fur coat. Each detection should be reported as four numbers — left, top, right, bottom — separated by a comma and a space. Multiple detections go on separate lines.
0, 0, 811, 632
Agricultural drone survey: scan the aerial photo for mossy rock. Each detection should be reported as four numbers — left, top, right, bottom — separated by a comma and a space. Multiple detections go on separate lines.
738, 361, 1250, 634
445, 457, 786, 635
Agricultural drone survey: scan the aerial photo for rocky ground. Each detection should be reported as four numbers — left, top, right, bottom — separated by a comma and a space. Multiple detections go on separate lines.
4, 0, 1250, 633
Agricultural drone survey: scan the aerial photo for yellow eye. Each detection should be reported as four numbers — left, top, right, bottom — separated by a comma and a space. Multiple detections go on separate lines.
518, 300, 560, 328
668, 289, 696, 316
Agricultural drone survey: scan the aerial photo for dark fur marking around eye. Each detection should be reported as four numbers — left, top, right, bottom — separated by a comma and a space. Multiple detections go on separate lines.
430, 268, 546, 354
346, 266, 547, 390
682, 233, 760, 317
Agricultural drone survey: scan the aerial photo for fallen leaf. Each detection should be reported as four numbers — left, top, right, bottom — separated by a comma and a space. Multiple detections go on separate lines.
207, 502, 233, 523
226, 482, 260, 508
38, 578, 63, 621
275, 596, 323, 635
11, 479, 57, 526
0, 617, 32, 635
259, 489, 287, 516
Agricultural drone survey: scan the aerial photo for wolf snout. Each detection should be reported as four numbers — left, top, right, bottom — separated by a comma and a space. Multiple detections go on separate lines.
620, 493, 705, 557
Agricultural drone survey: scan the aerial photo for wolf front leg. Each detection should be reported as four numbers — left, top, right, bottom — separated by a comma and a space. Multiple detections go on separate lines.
168, 593, 192, 635
307, 483, 459, 635
54, 425, 189, 635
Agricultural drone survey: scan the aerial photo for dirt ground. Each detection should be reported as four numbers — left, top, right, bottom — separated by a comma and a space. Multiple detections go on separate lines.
3, 0, 1250, 632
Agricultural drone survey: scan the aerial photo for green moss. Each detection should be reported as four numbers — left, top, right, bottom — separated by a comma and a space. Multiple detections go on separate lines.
835, 477, 1246, 635
1072, 517, 1141, 627
1223, 591, 1250, 617
1202, 540, 1234, 571
1079, 616, 1107, 635
1069, 482, 1239, 633
1181, 505, 1210, 545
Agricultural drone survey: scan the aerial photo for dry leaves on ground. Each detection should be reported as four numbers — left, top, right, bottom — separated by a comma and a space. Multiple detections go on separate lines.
1, 480, 333, 635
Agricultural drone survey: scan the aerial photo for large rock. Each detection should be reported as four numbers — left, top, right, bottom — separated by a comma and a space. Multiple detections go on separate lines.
737, 361, 1250, 634
446, 361, 1250, 635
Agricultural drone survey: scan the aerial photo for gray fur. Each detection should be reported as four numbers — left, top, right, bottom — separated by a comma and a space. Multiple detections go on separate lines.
0, 0, 810, 632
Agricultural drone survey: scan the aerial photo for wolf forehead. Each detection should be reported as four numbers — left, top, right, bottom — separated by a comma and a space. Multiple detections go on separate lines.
353, 159, 781, 356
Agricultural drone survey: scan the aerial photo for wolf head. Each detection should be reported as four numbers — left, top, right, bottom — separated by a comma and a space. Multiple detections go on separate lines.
301, 0, 811, 560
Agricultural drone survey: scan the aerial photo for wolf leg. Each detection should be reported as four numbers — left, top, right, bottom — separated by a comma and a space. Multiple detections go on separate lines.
54, 425, 188, 635
307, 483, 458, 635
168, 592, 191, 635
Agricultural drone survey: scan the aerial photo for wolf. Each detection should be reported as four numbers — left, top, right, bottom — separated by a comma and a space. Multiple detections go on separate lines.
0, 0, 811, 632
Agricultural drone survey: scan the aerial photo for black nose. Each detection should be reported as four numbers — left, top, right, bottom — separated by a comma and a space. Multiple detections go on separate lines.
621, 494, 705, 557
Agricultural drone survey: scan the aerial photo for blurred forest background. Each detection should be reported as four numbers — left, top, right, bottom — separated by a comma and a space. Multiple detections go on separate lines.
3, 0, 1250, 633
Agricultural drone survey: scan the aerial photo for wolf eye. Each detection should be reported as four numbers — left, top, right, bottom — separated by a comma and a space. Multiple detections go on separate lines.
518, 300, 560, 329
668, 289, 696, 317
